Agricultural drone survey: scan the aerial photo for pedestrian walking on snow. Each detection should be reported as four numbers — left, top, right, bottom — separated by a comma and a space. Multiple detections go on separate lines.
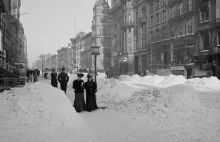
84, 74, 98, 112
73, 73, 86, 112
58, 67, 69, 94
51, 68, 58, 87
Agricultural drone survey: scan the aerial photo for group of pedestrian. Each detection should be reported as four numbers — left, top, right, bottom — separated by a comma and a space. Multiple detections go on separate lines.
26, 69, 40, 82
50, 67, 98, 113
73, 73, 98, 112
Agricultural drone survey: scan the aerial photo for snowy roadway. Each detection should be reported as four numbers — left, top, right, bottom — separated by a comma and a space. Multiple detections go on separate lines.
0, 75, 220, 142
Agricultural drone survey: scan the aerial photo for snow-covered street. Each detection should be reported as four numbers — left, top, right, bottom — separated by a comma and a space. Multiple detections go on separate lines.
0, 74, 220, 142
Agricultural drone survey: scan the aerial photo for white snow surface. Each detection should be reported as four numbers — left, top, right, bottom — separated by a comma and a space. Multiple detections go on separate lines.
0, 83, 77, 127
1, 74, 220, 141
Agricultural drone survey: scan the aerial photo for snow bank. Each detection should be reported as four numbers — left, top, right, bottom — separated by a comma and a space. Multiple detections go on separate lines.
186, 76, 220, 92
96, 78, 139, 103
159, 75, 186, 87
107, 84, 200, 114
0, 83, 76, 127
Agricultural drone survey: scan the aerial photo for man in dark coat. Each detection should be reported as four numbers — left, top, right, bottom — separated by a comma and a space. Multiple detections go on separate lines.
58, 67, 69, 94
73, 73, 86, 112
84, 74, 98, 112
51, 68, 58, 87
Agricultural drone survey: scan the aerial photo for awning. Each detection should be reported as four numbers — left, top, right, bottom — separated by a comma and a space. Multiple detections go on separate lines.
118, 57, 128, 63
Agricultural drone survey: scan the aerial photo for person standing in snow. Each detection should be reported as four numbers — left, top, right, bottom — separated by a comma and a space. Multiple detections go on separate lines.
51, 68, 58, 87
73, 73, 86, 112
33, 70, 38, 82
84, 73, 98, 112
58, 67, 69, 94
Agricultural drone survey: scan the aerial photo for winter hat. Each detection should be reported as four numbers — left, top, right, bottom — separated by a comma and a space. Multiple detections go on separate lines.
77, 72, 84, 78
87, 73, 93, 78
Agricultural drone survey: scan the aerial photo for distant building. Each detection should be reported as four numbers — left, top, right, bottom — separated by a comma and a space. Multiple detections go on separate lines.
80, 32, 93, 69
51, 54, 58, 70
92, 0, 112, 70
70, 32, 86, 70
57, 47, 72, 70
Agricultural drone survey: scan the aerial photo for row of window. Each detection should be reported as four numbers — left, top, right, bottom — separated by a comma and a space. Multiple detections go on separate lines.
149, 0, 167, 13
170, 0, 193, 19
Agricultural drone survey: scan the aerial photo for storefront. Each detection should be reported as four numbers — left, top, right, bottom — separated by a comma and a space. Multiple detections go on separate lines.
193, 48, 220, 78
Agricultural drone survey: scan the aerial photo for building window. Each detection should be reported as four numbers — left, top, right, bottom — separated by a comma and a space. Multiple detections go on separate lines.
150, 31, 153, 41
162, 27, 167, 39
218, 31, 220, 46
100, 28, 103, 35
150, 4, 154, 13
162, 0, 166, 6
202, 31, 209, 49
187, 18, 193, 34
188, 0, 192, 12
171, 27, 175, 37
156, 0, 159, 9
171, 6, 175, 18
162, 10, 166, 22
128, 29, 131, 37
178, 22, 183, 36
156, 29, 159, 41
128, 1, 132, 8
200, 5, 210, 23
179, 3, 183, 15
136, 12, 138, 24
156, 13, 159, 25
150, 16, 154, 27
128, 14, 131, 22
100, 18, 106, 23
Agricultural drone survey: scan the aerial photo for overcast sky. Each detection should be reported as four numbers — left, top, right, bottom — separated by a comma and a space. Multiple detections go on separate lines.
20, 0, 104, 67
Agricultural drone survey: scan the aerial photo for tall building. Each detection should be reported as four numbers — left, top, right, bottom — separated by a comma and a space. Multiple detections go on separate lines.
57, 47, 72, 70
109, 0, 123, 67
194, 0, 220, 78
80, 32, 93, 69
11, 0, 21, 19
92, 0, 111, 71
70, 32, 86, 70
51, 54, 58, 70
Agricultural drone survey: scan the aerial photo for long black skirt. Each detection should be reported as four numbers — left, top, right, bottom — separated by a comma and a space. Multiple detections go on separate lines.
74, 93, 86, 112
86, 94, 98, 112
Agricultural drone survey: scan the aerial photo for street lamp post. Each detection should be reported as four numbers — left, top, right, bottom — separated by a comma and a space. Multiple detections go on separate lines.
91, 46, 100, 83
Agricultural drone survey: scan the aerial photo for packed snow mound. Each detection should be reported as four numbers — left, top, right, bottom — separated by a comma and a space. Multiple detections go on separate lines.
106, 84, 200, 115
186, 76, 220, 92
96, 78, 139, 103
118, 75, 131, 81
160, 84, 200, 109
159, 75, 186, 87
143, 75, 165, 84
0, 83, 76, 127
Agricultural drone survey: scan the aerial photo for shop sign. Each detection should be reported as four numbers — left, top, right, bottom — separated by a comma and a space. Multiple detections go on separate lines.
170, 66, 186, 77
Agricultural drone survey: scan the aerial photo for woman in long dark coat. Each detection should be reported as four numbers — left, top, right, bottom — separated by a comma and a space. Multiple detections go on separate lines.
51, 69, 58, 87
33, 70, 38, 82
84, 74, 98, 112
73, 73, 86, 112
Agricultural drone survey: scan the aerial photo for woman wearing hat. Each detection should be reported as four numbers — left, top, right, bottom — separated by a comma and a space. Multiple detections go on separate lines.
84, 73, 98, 112
51, 68, 58, 87
73, 72, 86, 112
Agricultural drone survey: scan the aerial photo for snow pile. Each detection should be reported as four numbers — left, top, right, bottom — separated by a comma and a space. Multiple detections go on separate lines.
109, 84, 200, 115
159, 75, 186, 87
186, 76, 220, 92
118, 75, 132, 81
0, 83, 76, 127
96, 78, 139, 103
143, 75, 165, 84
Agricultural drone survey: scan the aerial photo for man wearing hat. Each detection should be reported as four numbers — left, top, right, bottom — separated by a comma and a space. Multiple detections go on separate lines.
58, 67, 69, 94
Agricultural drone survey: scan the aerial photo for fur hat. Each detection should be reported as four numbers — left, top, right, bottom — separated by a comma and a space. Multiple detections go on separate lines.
87, 73, 93, 78
77, 72, 84, 78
